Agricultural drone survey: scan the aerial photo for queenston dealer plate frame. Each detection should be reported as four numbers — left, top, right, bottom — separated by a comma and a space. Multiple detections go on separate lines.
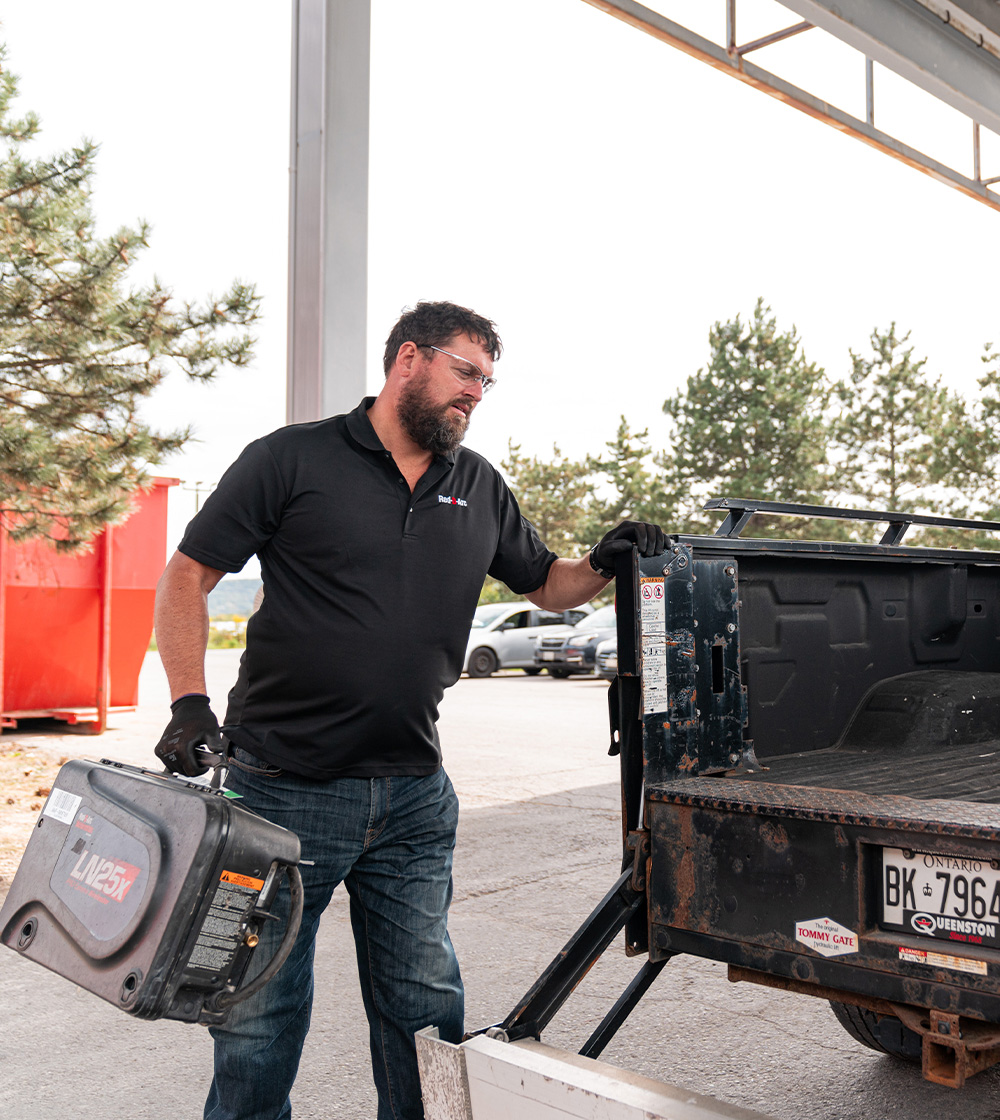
881, 846, 1000, 951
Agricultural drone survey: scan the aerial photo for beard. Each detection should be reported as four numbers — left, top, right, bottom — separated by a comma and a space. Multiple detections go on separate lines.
397, 372, 472, 455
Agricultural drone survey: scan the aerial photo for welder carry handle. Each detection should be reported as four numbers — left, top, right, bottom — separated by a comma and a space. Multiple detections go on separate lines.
210, 862, 305, 1011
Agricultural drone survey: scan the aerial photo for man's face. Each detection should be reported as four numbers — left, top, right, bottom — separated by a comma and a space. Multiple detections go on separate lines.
397, 334, 495, 455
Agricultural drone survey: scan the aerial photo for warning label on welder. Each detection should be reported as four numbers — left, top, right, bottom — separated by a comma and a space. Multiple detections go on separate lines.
185, 871, 263, 975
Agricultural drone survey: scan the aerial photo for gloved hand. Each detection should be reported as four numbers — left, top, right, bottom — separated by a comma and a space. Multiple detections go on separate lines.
590, 520, 667, 579
155, 694, 222, 777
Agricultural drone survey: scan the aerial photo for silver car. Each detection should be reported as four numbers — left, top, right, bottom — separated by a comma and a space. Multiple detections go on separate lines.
464, 601, 592, 677
595, 637, 618, 680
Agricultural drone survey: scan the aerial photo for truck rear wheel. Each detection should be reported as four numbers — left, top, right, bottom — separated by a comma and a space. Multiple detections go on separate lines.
828, 1001, 922, 1062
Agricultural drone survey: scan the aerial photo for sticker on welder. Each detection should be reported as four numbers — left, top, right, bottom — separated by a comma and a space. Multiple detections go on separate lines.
795, 916, 858, 957
639, 577, 669, 714
899, 946, 987, 976
184, 869, 264, 976
49, 809, 151, 942
221, 869, 265, 891
42, 786, 83, 826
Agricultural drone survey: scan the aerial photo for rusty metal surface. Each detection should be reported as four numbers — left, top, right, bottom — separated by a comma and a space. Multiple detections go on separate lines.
647, 782, 1000, 1028
741, 737, 1000, 805
898, 1006, 1000, 1088
647, 777, 1000, 837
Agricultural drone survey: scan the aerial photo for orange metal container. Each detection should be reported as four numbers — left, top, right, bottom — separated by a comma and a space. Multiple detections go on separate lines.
0, 477, 179, 733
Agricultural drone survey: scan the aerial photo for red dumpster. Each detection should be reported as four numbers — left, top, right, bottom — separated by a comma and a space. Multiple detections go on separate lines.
0, 477, 179, 733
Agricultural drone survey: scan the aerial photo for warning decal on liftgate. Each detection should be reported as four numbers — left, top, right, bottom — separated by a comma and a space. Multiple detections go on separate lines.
639, 576, 668, 714
795, 916, 858, 957
185, 870, 264, 975
899, 946, 988, 976
49, 808, 151, 941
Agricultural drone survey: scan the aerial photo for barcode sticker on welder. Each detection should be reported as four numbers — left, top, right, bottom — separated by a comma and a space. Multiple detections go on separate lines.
42, 787, 83, 826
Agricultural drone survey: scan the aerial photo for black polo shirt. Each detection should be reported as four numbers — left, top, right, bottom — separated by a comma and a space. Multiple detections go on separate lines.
177, 398, 557, 779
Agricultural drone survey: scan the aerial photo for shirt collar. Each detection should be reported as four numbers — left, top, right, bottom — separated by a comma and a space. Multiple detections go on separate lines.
345, 396, 458, 465
345, 397, 383, 451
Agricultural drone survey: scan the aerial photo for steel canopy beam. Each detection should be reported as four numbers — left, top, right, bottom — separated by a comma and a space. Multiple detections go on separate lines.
781, 0, 1000, 136
287, 0, 370, 425
580, 0, 1000, 213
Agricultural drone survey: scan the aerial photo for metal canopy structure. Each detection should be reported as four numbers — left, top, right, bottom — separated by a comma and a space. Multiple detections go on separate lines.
286, 0, 1000, 424
287, 0, 370, 424
581, 0, 1000, 213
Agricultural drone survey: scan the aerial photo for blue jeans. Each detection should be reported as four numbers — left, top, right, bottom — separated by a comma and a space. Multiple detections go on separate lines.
204, 753, 464, 1120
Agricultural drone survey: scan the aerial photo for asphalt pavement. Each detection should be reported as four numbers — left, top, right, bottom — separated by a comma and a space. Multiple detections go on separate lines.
3, 655, 1000, 1119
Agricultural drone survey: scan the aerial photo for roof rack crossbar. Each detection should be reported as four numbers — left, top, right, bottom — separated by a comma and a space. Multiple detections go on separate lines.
704, 498, 1000, 542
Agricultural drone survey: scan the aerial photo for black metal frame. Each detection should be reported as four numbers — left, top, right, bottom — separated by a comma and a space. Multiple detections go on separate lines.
706, 496, 1000, 547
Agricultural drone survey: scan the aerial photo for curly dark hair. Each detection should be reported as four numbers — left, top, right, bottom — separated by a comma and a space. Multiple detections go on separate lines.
382, 301, 503, 375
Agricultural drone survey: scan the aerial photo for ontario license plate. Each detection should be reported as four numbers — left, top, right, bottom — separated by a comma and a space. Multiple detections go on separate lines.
539, 652, 555, 661
881, 847, 1000, 950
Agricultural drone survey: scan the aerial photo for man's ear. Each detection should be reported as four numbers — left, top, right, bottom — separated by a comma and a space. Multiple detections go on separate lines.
394, 340, 420, 378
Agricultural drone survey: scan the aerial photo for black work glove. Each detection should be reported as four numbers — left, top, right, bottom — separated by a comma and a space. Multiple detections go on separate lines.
590, 520, 668, 579
155, 694, 222, 777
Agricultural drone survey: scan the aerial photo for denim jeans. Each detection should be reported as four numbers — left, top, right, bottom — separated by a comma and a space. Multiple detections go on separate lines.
204, 752, 463, 1120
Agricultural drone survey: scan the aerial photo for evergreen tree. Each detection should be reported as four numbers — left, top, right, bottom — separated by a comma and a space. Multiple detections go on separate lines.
831, 325, 953, 512
661, 299, 831, 536
907, 343, 1000, 549
581, 416, 670, 541
501, 439, 593, 555
478, 441, 594, 603
0, 44, 260, 548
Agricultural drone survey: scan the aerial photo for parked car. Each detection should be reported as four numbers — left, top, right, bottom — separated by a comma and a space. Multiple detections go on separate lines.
595, 636, 617, 680
463, 601, 592, 677
533, 603, 617, 677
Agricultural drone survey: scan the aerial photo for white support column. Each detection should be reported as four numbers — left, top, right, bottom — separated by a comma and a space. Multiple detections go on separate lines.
287, 0, 371, 424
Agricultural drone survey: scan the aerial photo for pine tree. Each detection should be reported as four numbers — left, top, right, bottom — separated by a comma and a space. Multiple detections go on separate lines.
832, 325, 952, 512
904, 343, 1000, 550
501, 440, 593, 556
477, 440, 595, 603
0, 44, 260, 549
661, 299, 831, 536
581, 416, 670, 541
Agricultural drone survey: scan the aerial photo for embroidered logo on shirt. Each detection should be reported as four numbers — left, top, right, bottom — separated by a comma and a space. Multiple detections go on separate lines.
438, 494, 468, 507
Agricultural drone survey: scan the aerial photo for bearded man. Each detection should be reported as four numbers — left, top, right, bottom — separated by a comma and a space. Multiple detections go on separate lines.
152, 300, 666, 1120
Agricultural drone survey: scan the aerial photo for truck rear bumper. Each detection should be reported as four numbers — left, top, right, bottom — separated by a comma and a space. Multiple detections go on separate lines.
647, 775, 1000, 1084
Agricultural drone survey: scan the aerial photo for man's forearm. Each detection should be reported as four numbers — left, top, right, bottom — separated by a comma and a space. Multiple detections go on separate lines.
154, 552, 226, 701
524, 556, 612, 612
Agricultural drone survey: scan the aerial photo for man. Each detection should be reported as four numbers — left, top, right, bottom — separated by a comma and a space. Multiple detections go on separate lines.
153, 301, 665, 1120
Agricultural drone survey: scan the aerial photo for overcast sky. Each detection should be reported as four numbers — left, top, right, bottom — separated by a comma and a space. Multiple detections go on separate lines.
3, 0, 998, 571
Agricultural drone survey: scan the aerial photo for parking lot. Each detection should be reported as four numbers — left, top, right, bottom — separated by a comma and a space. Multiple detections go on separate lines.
3, 656, 1000, 1118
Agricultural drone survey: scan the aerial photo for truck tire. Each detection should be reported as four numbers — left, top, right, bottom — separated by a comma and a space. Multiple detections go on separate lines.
828, 1001, 922, 1062
523, 667, 542, 676
467, 647, 498, 678
548, 667, 572, 679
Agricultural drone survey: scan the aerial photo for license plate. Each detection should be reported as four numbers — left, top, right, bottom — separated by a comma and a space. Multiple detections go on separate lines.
539, 651, 555, 661
881, 847, 1000, 950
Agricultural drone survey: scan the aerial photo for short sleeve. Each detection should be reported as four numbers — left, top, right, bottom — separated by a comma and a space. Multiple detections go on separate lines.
178, 438, 288, 573
487, 478, 558, 594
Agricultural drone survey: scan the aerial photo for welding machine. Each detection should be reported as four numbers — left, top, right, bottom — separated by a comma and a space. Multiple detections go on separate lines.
0, 757, 302, 1025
